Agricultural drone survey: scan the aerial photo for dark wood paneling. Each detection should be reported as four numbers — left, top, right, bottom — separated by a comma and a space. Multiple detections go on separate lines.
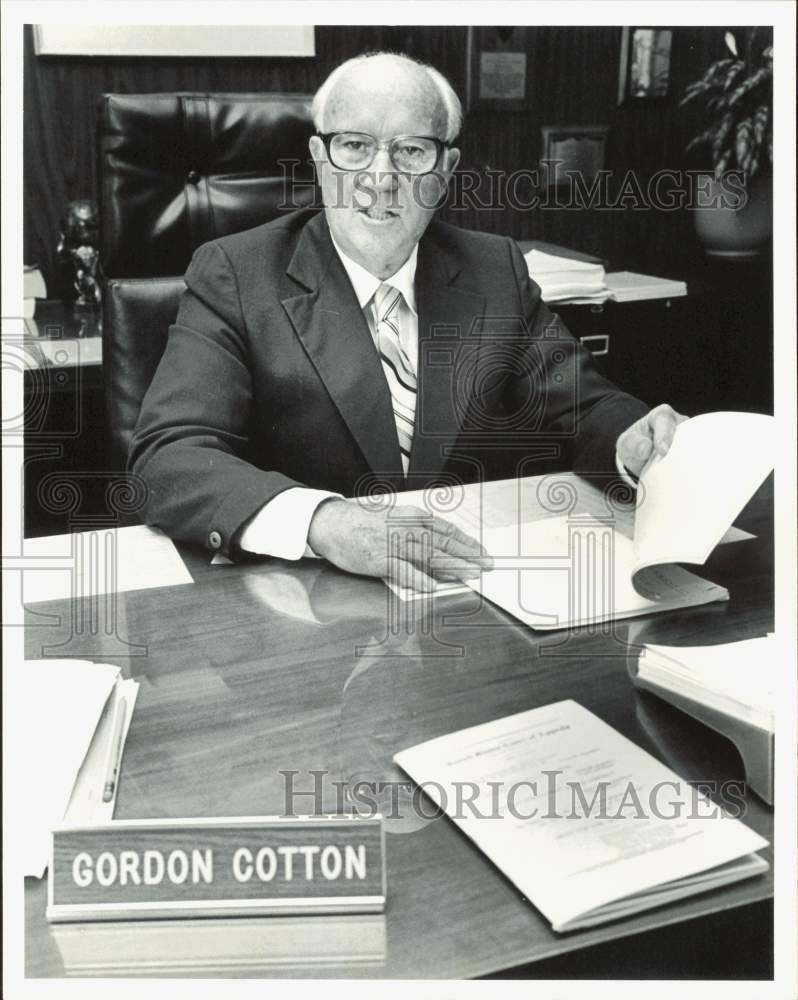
24, 24, 730, 292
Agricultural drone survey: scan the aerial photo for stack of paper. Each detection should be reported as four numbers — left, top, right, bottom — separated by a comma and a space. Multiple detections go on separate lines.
605, 271, 687, 303
640, 635, 776, 732
10, 659, 139, 876
524, 248, 609, 303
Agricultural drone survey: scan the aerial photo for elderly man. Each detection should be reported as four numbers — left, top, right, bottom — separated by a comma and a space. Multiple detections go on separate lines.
130, 52, 684, 592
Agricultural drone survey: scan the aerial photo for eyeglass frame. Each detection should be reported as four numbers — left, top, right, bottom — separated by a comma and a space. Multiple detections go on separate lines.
316, 131, 449, 175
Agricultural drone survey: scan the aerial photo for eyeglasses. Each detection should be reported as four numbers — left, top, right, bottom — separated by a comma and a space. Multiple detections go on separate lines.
317, 132, 446, 175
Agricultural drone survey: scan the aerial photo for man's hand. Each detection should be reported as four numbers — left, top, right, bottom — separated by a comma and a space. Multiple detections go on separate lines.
617, 403, 689, 479
307, 498, 493, 593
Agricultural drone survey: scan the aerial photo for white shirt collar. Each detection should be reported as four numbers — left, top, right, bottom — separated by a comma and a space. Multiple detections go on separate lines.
330, 235, 418, 315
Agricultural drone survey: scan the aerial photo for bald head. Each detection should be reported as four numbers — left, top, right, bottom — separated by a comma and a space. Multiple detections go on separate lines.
312, 52, 462, 143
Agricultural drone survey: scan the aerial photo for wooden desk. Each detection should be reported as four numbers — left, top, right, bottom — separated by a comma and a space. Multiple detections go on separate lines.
23, 480, 774, 978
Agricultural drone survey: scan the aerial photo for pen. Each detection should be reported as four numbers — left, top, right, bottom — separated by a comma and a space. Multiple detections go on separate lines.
102, 697, 127, 803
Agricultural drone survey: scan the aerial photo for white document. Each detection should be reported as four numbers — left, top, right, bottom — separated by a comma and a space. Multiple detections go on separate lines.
11, 659, 128, 876
471, 412, 772, 627
640, 635, 776, 732
395, 701, 768, 933
21, 524, 193, 604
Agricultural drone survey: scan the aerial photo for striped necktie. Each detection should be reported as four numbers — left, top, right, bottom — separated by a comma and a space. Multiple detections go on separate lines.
371, 282, 416, 474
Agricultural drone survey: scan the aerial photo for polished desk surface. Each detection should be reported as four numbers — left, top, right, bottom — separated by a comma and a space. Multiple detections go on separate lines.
23, 479, 774, 978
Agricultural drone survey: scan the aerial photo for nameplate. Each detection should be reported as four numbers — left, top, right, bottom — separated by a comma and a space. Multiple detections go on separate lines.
48, 816, 385, 922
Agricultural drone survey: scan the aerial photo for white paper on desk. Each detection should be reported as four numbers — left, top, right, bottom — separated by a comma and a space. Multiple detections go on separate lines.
394, 700, 769, 933
632, 412, 774, 580
378, 475, 753, 604
384, 578, 471, 602
63, 677, 140, 826
11, 659, 121, 876
21, 524, 193, 604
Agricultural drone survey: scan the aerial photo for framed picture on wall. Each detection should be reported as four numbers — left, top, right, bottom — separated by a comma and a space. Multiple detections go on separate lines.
32, 25, 316, 57
617, 27, 673, 103
540, 125, 609, 188
466, 26, 528, 110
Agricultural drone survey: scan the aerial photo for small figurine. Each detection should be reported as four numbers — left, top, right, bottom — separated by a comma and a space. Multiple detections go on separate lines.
57, 199, 102, 309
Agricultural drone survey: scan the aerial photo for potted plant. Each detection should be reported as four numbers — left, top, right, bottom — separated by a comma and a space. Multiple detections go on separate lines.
681, 29, 773, 258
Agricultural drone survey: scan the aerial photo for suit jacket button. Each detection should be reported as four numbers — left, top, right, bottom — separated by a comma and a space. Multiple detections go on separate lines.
208, 530, 222, 550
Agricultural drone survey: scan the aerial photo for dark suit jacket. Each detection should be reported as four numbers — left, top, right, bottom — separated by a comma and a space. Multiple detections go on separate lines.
129, 209, 648, 556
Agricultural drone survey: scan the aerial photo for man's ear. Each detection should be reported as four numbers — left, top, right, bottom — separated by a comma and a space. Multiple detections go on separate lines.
443, 146, 461, 176
308, 135, 325, 168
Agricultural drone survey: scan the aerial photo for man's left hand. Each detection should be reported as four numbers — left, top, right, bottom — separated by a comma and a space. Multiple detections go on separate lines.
617, 403, 689, 479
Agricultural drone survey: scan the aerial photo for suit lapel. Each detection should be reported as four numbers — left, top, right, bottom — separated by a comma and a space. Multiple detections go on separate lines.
282, 215, 404, 483
410, 229, 486, 479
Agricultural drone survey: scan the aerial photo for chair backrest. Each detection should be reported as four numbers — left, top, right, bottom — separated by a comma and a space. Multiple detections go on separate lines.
103, 277, 186, 466
98, 92, 317, 278
98, 92, 316, 465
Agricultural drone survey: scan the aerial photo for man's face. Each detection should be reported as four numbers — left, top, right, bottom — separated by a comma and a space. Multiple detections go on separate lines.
309, 65, 460, 278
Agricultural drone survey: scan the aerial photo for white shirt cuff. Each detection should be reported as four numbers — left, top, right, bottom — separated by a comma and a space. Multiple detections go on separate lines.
239, 487, 341, 560
615, 448, 639, 490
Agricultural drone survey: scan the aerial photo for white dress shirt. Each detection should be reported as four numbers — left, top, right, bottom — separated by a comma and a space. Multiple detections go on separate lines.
239, 237, 634, 560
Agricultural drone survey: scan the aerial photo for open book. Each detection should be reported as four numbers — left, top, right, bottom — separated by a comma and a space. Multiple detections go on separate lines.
469, 411, 774, 629
11, 659, 139, 877
394, 700, 769, 933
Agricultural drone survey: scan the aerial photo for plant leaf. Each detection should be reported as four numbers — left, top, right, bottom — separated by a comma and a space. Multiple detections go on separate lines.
714, 148, 731, 179
712, 112, 735, 158
725, 31, 738, 57
728, 67, 770, 106
753, 105, 769, 145
721, 60, 746, 92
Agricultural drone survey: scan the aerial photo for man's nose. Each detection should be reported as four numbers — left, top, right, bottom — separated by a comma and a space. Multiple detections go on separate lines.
368, 147, 398, 189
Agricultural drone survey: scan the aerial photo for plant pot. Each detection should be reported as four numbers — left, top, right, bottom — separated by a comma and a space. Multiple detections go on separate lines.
692, 174, 772, 260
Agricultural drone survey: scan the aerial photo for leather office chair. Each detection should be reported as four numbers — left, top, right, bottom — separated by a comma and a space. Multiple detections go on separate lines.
98, 92, 317, 467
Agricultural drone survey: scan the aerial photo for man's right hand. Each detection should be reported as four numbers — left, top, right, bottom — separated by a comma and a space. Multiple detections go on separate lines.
307, 498, 493, 593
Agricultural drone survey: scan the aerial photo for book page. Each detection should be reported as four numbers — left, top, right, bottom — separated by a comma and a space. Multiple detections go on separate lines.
632, 412, 774, 578
394, 701, 768, 932
471, 518, 727, 629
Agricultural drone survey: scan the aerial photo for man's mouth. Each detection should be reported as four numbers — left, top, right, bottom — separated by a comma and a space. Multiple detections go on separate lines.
357, 205, 399, 223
